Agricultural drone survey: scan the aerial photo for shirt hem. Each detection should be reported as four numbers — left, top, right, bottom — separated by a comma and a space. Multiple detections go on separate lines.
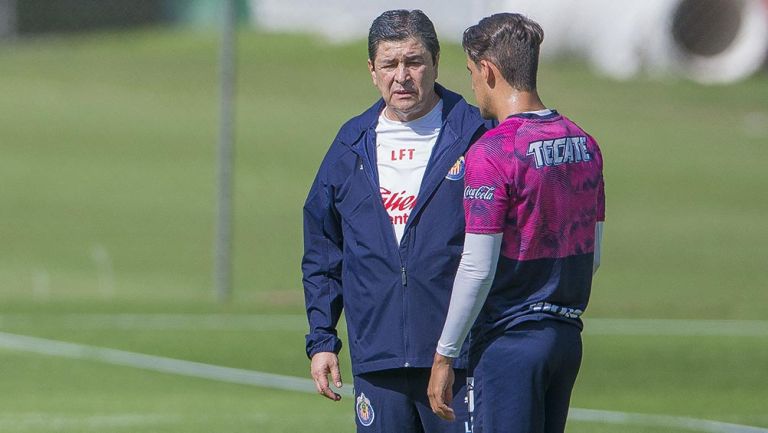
351, 356, 468, 376
466, 227, 504, 234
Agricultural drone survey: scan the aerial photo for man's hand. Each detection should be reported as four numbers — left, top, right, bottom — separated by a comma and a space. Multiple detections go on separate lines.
428, 353, 456, 421
310, 352, 343, 401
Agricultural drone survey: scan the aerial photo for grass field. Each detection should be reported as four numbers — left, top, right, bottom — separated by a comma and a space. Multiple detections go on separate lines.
1, 28, 767, 432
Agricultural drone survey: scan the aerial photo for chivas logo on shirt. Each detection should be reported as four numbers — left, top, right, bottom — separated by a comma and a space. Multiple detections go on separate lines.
446, 156, 466, 181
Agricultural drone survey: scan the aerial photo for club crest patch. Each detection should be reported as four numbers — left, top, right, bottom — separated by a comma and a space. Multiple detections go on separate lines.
446, 156, 465, 181
356, 392, 375, 427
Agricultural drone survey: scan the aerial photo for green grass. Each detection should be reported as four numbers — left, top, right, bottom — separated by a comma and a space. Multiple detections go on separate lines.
1, 28, 767, 432
0, 352, 353, 433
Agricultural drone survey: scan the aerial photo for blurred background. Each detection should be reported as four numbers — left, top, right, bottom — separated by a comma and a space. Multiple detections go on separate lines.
1, 1, 766, 432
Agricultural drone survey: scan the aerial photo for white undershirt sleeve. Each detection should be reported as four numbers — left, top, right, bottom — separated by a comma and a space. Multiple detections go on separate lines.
436, 232, 503, 358
593, 221, 604, 275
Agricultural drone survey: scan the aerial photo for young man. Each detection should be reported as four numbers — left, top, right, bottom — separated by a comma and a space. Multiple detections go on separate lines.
302, 9, 493, 433
428, 13, 605, 433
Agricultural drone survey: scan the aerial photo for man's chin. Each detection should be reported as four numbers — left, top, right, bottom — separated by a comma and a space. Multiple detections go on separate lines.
386, 104, 419, 119
390, 104, 417, 114
479, 106, 495, 120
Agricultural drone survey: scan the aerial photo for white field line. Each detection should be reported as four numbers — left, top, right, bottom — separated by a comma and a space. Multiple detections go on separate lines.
1, 314, 767, 336
0, 413, 178, 431
0, 314, 308, 331
0, 331, 766, 433
569, 408, 768, 433
584, 319, 768, 337
0, 331, 314, 394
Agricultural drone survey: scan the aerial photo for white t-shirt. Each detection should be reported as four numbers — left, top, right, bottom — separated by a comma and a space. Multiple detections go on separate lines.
376, 100, 443, 244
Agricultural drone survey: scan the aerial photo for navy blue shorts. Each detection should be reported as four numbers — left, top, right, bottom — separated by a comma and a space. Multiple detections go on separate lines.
470, 320, 582, 433
353, 367, 469, 433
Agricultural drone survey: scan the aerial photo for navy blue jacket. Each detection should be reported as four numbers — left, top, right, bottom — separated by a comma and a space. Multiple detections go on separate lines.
302, 84, 492, 375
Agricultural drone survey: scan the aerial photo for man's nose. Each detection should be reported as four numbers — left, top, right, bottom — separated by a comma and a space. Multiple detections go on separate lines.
394, 64, 409, 83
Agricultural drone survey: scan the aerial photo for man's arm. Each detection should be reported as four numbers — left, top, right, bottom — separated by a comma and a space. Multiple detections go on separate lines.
430, 135, 509, 419
435, 233, 503, 358
302, 157, 345, 401
428, 232, 503, 420
429, 223, 602, 418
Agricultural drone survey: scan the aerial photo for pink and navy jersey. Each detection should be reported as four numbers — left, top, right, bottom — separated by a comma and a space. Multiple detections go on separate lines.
464, 110, 604, 347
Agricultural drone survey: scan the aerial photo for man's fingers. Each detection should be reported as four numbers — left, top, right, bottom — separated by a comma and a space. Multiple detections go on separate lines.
311, 365, 330, 390
428, 380, 450, 419
312, 373, 329, 396
312, 377, 325, 395
434, 404, 456, 421
311, 369, 340, 401
313, 376, 341, 401
330, 362, 343, 388
311, 365, 332, 398
437, 382, 455, 420
428, 355, 457, 421
428, 388, 455, 421
442, 384, 453, 406
320, 384, 342, 401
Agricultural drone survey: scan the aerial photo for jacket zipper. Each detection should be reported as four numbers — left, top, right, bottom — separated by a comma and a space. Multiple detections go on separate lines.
402, 263, 409, 367
355, 125, 463, 368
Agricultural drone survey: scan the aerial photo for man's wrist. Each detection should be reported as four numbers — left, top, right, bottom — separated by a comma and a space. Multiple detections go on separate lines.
433, 352, 455, 367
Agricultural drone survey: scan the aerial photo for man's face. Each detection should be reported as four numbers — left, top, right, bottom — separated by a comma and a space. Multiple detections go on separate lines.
368, 38, 439, 121
466, 56, 493, 120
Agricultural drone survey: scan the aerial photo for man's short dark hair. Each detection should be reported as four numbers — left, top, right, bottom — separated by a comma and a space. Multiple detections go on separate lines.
463, 13, 544, 91
368, 9, 440, 64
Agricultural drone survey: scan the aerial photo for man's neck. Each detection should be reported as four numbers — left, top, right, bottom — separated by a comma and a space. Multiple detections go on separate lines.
495, 89, 545, 122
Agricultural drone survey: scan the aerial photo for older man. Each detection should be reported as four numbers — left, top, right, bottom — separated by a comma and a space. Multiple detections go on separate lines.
302, 9, 492, 433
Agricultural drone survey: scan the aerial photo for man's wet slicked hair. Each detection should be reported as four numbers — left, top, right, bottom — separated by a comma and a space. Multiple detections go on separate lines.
463, 13, 544, 91
368, 9, 440, 64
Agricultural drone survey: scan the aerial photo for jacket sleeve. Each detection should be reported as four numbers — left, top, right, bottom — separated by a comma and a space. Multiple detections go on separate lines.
302, 148, 344, 359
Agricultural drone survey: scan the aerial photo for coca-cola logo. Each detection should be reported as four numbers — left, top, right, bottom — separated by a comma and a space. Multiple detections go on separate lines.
464, 185, 495, 201
380, 187, 416, 212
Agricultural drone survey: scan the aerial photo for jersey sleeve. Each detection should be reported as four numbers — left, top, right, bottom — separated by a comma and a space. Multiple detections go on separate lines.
463, 138, 511, 234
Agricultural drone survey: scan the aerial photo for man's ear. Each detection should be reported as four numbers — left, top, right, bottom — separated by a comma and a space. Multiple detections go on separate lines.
368, 59, 377, 86
433, 53, 440, 80
480, 59, 495, 89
